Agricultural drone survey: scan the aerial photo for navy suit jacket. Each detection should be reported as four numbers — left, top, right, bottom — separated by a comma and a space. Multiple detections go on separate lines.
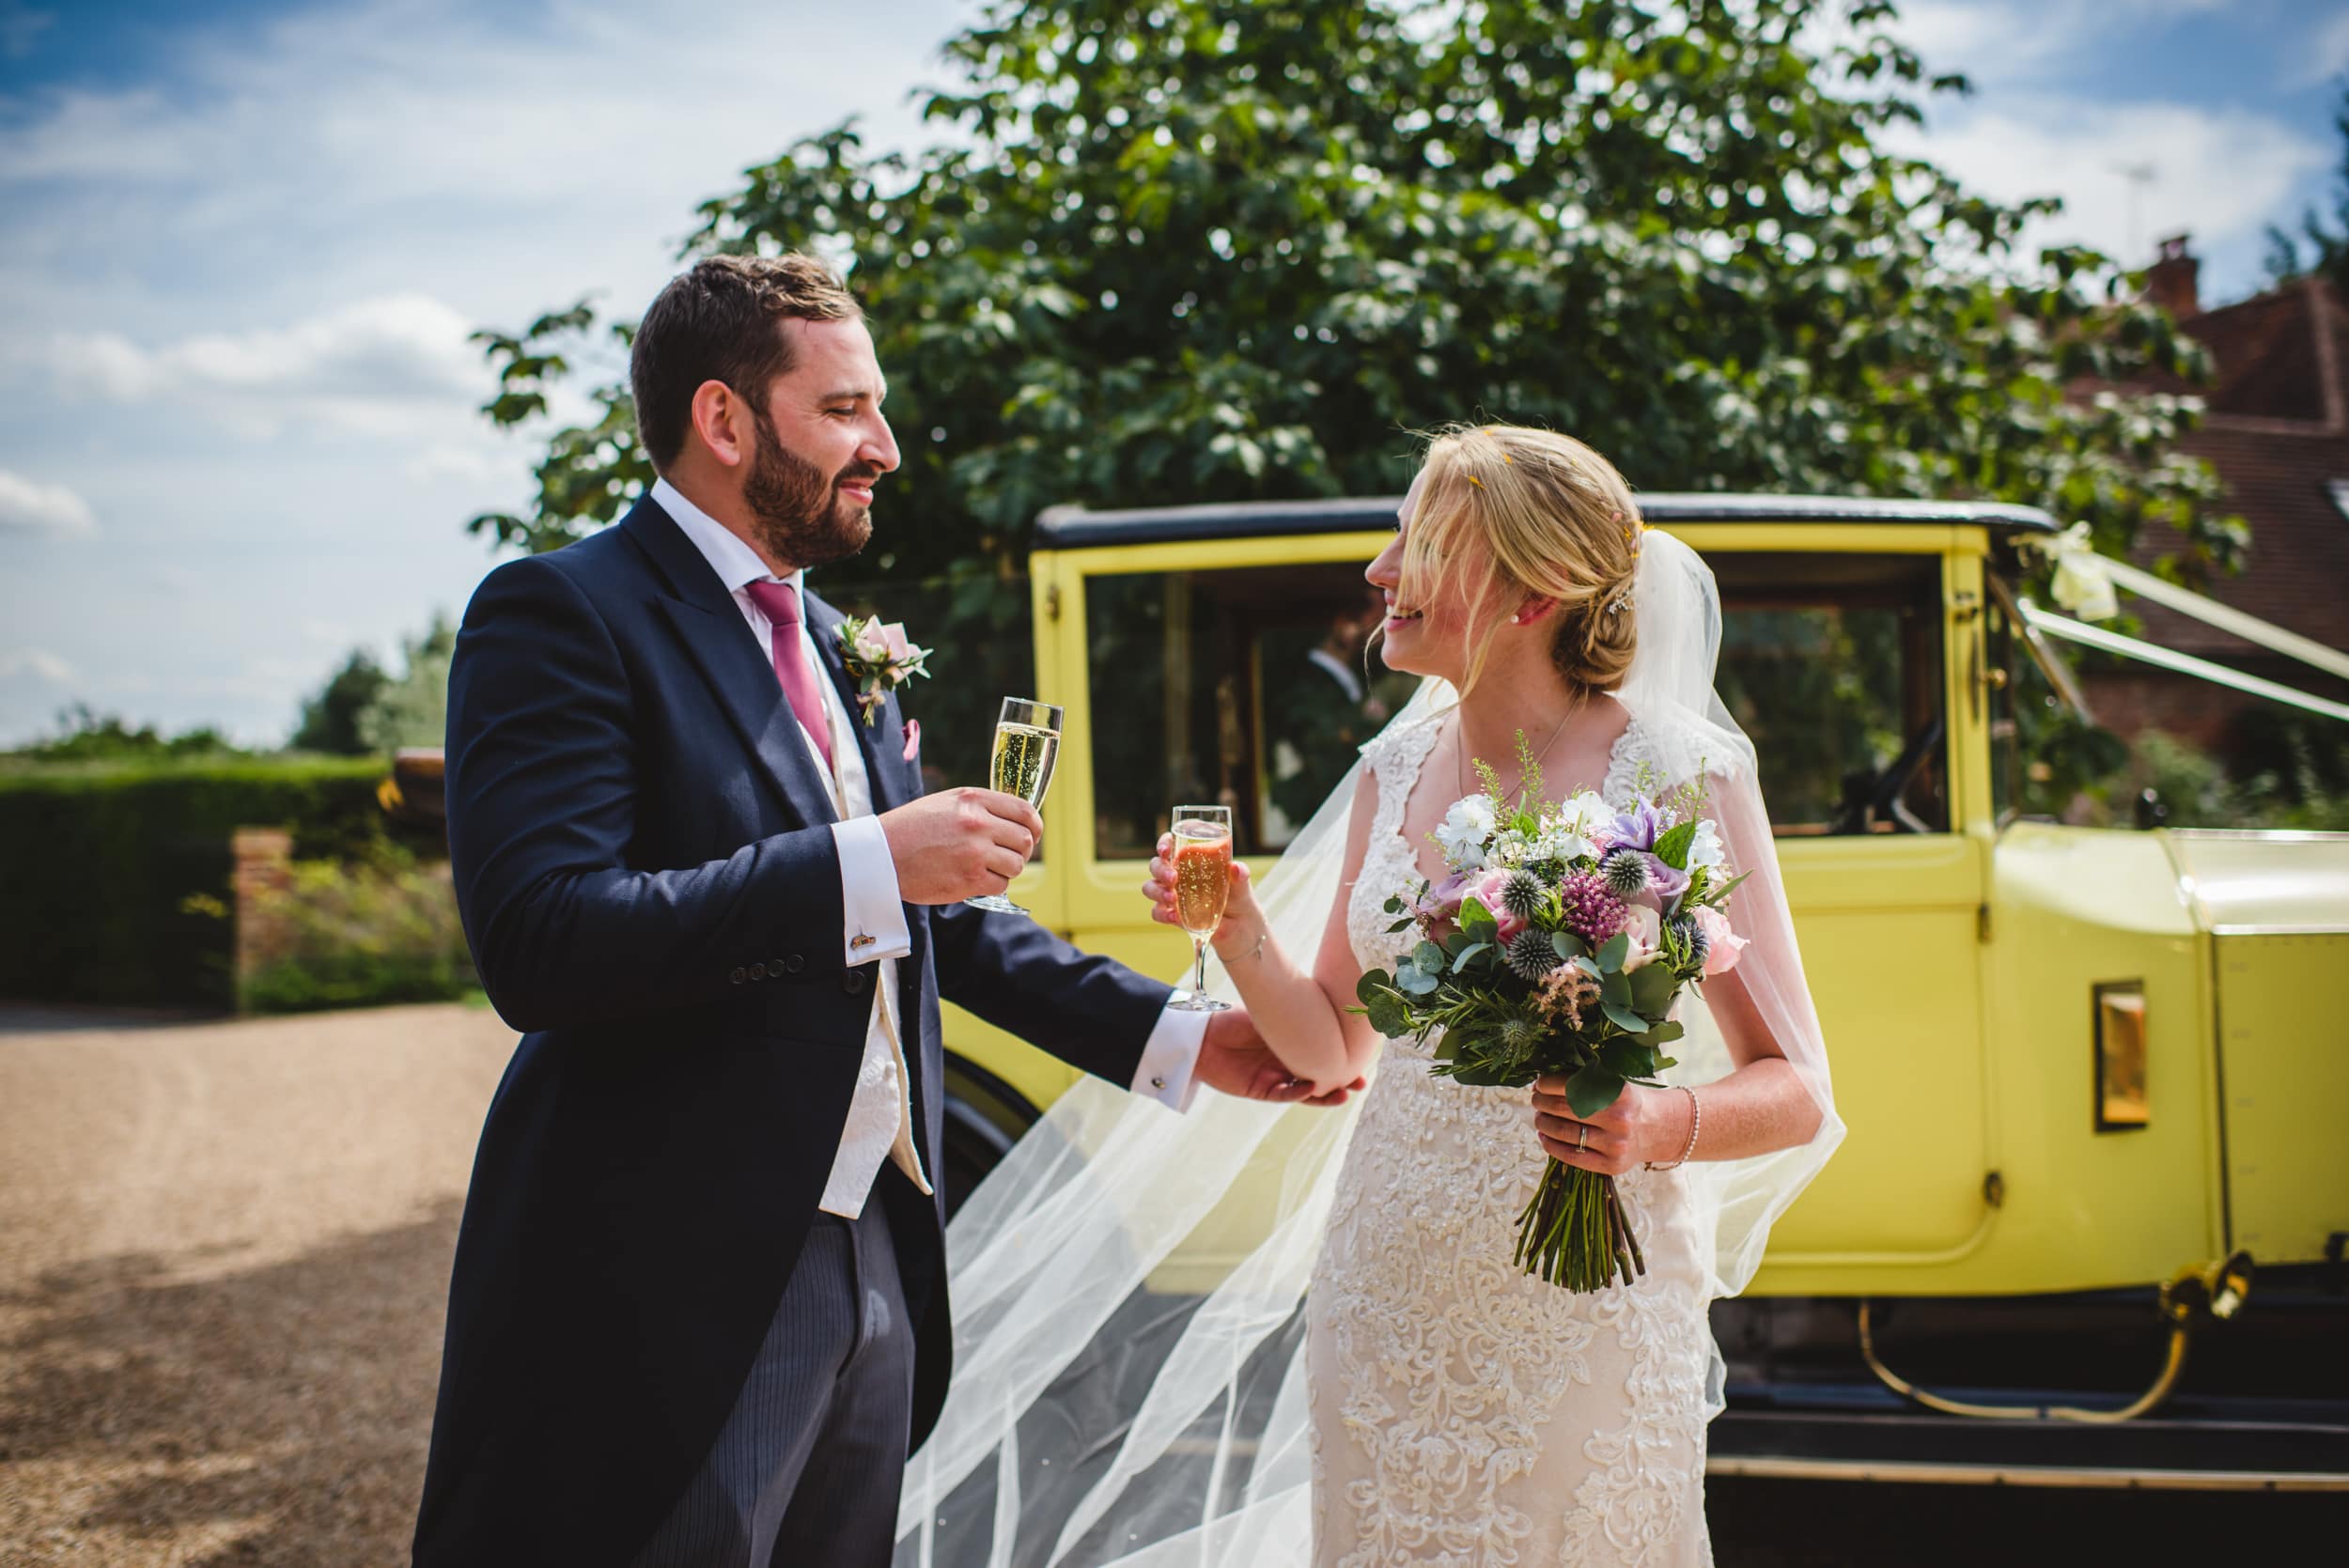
411, 497, 1168, 1566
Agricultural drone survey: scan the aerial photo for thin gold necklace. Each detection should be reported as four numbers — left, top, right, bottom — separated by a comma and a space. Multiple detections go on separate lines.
1457, 692, 1579, 807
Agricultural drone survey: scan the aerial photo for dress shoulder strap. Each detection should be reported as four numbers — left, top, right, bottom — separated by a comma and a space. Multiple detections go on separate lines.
1360, 711, 1445, 842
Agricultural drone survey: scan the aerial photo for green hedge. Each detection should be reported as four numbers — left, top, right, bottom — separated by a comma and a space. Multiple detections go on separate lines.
0, 756, 418, 1008
241, 857, 476, 1015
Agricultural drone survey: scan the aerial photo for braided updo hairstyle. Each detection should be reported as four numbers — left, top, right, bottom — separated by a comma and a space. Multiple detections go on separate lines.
1392, 424, 1642, 699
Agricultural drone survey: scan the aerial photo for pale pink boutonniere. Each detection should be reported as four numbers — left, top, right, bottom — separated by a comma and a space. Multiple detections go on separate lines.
836, 614, 932, 726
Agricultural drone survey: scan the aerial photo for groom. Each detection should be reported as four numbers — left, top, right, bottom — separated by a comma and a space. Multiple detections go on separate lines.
412, 253, 1354, 1568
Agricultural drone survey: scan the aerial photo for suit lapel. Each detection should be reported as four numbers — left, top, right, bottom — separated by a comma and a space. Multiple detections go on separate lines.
806, 593, 913, 815
622, 498, 840, 826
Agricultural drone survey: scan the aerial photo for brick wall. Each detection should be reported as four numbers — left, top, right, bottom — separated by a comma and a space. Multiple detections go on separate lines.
230, 828, 294, 1012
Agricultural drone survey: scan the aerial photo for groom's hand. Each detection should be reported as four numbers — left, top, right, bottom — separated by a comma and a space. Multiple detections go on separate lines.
1197, 1008, 1366, 1107
879, 788, 1044, 904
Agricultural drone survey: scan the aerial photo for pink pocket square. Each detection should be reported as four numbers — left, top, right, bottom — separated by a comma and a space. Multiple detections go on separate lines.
901, 719, 921, 763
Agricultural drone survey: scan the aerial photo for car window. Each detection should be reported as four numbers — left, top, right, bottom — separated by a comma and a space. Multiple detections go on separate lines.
1084, 564, 1417, 859
1712, 551, 1951, 835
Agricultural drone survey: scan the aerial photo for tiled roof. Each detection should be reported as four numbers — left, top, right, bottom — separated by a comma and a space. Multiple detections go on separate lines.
2100, 278, 2349, 660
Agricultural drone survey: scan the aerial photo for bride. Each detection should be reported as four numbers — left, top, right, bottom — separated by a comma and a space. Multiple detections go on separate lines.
894, 426, 1841, 1568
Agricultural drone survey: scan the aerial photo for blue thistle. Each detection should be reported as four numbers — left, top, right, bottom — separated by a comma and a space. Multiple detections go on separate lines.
1600, 846, 1650, 898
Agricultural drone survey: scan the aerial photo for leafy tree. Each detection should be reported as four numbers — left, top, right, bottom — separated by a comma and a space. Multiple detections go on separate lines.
358, 614, 459, 753
2263, 81, 2349, 294
459, 0, 2243, 784
290, 650, 391, 755
12, 704, 245, 762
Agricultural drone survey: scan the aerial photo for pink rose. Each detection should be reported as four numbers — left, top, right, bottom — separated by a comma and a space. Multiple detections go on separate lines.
1692, 904, 1747, 976
1469, 867, 1528, 941
1620, 904, 1661, 971
878, 621, 912, 661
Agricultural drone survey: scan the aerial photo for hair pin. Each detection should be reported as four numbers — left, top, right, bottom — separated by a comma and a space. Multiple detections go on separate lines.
1465, 474, 1484, 489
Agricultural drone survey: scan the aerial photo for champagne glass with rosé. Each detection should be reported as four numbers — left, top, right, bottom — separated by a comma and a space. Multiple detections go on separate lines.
1167, 804, 1234, 1013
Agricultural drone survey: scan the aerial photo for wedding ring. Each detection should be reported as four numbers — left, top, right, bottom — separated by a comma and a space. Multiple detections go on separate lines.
1576, 1124, 1588, 1153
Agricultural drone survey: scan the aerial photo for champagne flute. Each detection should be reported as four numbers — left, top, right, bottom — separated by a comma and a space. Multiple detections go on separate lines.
968, 697, 1063, 915
1167, 803, 1234, 1013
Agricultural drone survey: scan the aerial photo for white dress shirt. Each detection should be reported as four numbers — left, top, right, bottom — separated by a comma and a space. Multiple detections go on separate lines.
654, 480, 1206, 1217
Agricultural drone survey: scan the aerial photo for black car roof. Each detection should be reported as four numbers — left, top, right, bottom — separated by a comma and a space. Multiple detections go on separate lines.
1034, 492, 2060, 547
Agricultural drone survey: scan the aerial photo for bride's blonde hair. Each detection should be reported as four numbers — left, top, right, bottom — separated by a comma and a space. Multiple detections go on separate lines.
1393, 424, 1643, 699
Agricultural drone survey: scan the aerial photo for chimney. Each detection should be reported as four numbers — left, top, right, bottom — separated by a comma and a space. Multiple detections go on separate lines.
2146, 233, 2200, 318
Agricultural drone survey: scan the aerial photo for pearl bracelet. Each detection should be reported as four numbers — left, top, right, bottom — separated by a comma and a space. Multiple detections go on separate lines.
1646, 1085, 1700, 1172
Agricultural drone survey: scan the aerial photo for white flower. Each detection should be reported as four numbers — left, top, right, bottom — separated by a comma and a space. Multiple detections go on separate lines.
1490, 827, 1532, 866
1433, 795, 1497, 870
1562, 789, 1610, 834
1534, 824, 1597, 864
1687, 818, 1726, 874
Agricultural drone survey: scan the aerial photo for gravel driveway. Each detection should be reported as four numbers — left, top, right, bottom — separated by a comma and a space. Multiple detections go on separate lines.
0, 1002, 516, 1566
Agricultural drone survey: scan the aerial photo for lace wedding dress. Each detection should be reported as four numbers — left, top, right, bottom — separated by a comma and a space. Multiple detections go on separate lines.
1306, 711, 1713, 1568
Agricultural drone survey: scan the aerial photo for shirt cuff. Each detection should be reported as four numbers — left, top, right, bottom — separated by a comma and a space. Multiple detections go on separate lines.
832, 817, 913, 967
1131, 1002, 1208, 1112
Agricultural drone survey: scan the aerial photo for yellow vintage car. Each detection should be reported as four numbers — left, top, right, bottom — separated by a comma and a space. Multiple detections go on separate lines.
922, 493, 2349, 1485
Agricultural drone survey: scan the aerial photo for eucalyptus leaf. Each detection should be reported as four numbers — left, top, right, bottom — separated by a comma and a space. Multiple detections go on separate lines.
1599, 1039, 1655, 1079
1636, 1020, 1687, 1048
1628, 963, 1674, 1014
1412, 939, 1446, 973
1452, 942, 1492, 970
1550, 931, 1587, 959
1564, 1064, 1627, 1119
1596, 932, 1630, 972
1459, 897, 1499, 935
1600, 970, 1631, 1010
1602, 1002, 1649, 1036
1653, 820, 1696, 870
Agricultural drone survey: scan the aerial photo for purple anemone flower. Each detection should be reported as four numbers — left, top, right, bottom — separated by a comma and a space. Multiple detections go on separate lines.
1601, 800, 1667, 854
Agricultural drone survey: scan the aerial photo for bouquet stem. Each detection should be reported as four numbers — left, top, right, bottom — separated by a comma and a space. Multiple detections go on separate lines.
1513, 1158, 1646, 1291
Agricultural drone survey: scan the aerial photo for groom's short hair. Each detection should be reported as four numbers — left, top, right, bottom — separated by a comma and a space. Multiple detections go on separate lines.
631, 253, 863, 469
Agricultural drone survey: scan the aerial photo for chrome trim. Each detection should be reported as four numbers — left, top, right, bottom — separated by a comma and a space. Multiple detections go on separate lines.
1706, 1456, 2349, 1492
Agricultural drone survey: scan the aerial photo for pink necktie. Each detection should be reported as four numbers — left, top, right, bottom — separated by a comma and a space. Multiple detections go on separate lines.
741, 580, 835, 776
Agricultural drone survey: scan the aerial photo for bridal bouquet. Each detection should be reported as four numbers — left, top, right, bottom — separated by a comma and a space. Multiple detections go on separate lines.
1355, 738, 1748, 1291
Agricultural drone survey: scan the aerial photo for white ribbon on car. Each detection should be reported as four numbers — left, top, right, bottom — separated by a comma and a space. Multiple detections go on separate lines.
2025, 521, 2349, 684
2020, 609, 2349, 724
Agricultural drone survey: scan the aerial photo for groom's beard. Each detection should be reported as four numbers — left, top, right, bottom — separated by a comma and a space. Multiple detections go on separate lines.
743, 416, 877, 570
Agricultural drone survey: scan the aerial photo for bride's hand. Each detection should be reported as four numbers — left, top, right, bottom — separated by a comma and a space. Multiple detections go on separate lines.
1530, 1078, 1681, 1177
1143, 831, 1258, 943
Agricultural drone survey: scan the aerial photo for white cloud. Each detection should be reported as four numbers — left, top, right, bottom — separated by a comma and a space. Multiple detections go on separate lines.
0, 647, 74, 683
0, 467, 96, 534
1890, 98, 2329, 273
404, 442, 512, 486
1887, 0, 2231, 85
2293, 8, 2349, 90
49, 293, 480, 407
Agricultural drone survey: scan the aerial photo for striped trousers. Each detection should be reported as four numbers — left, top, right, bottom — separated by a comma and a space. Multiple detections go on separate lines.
631, 1197, 915, 1568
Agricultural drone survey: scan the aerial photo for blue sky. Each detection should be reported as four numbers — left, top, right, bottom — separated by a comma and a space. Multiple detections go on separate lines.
1, 0, 2343, 746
